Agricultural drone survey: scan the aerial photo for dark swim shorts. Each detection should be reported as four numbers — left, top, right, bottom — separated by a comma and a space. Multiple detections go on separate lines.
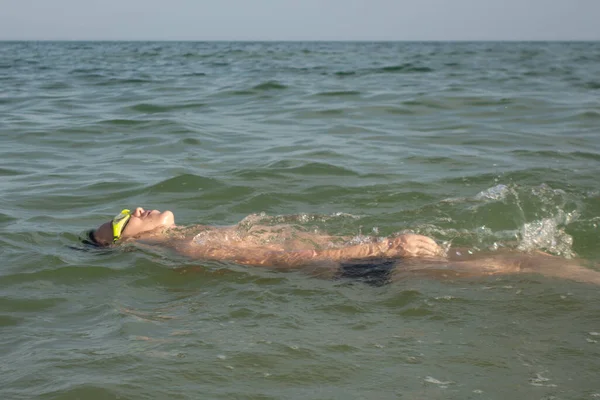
337, 259, 397, 286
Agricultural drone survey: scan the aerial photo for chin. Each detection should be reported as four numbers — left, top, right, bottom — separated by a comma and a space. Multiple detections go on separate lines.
161, 210, 175, 226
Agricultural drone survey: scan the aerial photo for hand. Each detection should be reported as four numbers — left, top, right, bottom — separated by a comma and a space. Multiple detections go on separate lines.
385, 234, 443, 258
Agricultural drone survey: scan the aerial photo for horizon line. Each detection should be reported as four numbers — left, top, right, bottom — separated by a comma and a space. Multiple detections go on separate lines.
1, 38, 599, 42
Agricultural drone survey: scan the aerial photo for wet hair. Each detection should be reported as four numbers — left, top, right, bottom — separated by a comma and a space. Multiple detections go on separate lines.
80, 229, 107, 248
67, 230, 106, 252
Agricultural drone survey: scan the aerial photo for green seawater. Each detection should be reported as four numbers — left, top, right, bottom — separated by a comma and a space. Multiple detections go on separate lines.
1, 41, 600, 399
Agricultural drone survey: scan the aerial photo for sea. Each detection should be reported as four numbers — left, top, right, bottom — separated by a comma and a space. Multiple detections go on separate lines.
1, 41, 599, 399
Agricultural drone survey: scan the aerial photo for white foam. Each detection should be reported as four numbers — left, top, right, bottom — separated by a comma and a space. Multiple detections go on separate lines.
474, 184, 510, 201
424, 376, 453, 385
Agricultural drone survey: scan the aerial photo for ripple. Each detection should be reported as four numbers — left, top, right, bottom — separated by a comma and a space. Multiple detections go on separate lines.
574, 110, 600, 119
37, 386, 124, 399
334, 70, 357, 76
379, 63, 433, 73
333, 63, 433, 77
265, 160, 359, 176
147, 174, 223, 193
251, 81, 287, 91
99, 118, 150, 126
0, 315, 22, 327
315, 90, 361, 97
296, 108, 346, 118
0, 297, 67, 312
584, 81, 600, 90
39, 81, 72, 90
128, 102, 206, 113
94, 77, 158, 86
572, 151, 600, 161
0, 167, 26, 176
227, 89, 256, 96
402, 98, 448, 109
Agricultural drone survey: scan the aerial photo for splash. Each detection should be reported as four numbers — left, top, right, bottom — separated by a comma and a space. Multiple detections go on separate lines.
517, 213, 575, 258
474, 184, 579, 256
424, 376, 454, 386
474, 184, 510, 201
418, 183, 582, 257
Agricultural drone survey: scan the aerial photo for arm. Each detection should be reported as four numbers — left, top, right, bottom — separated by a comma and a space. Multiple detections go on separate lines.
175, 234, 443, 268
316, 234, 444, 261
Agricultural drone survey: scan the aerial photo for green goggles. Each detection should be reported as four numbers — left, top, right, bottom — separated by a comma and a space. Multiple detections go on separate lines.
112, 209, 131, 242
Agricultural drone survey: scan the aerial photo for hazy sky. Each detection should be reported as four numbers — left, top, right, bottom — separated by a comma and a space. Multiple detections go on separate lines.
1, 0, 599, 41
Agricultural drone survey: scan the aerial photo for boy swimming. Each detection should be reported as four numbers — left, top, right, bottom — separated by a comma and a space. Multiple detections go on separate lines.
85, 207, 600, 285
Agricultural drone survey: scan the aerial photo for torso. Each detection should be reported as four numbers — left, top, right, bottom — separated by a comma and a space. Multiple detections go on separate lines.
190, 224, 343, 252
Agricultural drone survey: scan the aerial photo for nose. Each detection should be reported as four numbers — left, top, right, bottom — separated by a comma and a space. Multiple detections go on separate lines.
133, 207, 145, 217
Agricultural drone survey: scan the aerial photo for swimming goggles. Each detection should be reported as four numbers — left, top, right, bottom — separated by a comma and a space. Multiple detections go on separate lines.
112, 209, 131, 242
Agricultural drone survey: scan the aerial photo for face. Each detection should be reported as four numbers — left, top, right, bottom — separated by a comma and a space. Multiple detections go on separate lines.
93, 207, 175, 246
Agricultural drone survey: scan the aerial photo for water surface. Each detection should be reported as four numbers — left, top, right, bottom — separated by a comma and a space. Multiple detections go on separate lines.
1, 41, 600, 399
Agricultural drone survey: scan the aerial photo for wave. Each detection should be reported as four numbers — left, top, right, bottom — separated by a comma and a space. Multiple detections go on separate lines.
315, 90, 361, 97
128, 102, 206, 113
333, 63, 434, 77
147, 174, 223, 193
262, 160, 359, 177
334, 71, 357, 76
251, 81, 288, 91
574, 110, 600, 120
379, 64, 433, 73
